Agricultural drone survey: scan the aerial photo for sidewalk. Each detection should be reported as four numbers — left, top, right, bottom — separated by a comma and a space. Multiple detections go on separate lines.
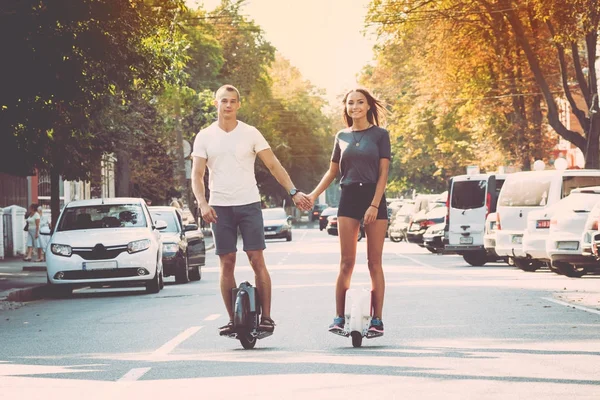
0, 235, 214, 305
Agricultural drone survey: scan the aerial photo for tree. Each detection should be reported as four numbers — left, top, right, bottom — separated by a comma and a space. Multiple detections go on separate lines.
0, 0, 185, 224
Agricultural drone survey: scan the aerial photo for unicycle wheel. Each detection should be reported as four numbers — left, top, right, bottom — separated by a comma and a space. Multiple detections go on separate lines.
239, 334, 257, 349
351, 331, 363, 348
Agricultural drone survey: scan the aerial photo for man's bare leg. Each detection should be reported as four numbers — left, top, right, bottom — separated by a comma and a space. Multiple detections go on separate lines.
219, 252, 237, 321
245, 250, 272, 320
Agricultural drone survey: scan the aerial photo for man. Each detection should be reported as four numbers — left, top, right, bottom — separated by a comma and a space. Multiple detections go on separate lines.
191, 84, 312, 334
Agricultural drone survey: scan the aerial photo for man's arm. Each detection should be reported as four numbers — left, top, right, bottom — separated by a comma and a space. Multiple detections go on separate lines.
257, 148, 312, 210
191, 156, 217, 223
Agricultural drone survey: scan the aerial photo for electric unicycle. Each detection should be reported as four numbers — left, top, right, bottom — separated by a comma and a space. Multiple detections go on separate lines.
331, 288, 379, 347
221, 281, 273, 349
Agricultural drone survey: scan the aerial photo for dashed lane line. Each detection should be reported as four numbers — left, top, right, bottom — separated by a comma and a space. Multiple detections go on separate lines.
203, 314, 220, 321
117, 367, 151, 382
151, 326, 203, 358
542, 297, 600, 316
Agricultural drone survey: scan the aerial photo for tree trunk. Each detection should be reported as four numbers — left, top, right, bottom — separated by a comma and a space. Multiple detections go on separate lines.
585, 114, 600, 168
50, 167, 60, 230
115, 149, 130, 197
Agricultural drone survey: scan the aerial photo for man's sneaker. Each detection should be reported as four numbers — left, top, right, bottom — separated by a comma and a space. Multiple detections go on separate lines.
367, 317, 384, 338
219, 321, 234, 336
328, 316, 345, 334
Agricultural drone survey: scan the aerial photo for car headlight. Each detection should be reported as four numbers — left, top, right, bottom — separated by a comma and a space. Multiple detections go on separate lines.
51, 244, 72, 257
128, 239, 151, 254
432, 229, 444, 235
162, 243, 179, 253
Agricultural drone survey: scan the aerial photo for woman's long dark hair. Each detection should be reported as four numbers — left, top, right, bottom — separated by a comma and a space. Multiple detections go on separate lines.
342, 88, 386, 128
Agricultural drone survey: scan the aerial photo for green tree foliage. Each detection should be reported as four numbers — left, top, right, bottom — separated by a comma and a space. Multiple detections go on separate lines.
0, 0, 185, 222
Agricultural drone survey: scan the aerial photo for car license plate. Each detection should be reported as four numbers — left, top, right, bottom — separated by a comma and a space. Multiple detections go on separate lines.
265, 231, 277, 236
82, 261, 117, 270
557, 241, 579, 250
459, 237, 473, 244
511, 235, 523, 244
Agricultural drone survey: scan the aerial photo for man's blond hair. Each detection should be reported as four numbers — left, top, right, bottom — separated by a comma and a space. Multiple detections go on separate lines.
215, 85, 240, 101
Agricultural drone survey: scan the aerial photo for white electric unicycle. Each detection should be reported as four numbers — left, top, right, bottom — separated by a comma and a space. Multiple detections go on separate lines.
331, 288, 377, 347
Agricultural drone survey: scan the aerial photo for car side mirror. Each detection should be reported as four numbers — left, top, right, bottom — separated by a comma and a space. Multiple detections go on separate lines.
184, 224, 198, 232
154, 220, 168, 230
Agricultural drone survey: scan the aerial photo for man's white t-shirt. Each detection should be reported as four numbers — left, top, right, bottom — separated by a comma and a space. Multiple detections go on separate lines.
191, 120, 270, 206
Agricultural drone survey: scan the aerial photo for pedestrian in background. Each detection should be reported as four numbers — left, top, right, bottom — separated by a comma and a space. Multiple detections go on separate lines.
23, 203, 41, 262
308, 88, 390, 337
37, 206, 50, 262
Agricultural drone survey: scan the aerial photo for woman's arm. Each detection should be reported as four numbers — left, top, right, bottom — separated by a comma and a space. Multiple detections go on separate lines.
363, 158, 390, 224
35, 216, 40, 237
309, 162, 340, 203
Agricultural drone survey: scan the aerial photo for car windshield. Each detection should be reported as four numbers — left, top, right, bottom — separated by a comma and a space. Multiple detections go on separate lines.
499, 175, 553, 207
57, 204, 147, 231
262, 208, 287, 220
150, 211, 180, 233
451, 180, 487, 210
562, 176, 600, 197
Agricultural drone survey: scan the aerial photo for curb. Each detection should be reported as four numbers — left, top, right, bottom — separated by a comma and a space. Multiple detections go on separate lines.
2, 284, 49, 303
23, 266, 47, 272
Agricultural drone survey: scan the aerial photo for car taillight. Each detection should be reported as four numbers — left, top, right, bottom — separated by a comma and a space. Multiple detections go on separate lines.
551, 218, 557, 225
536, 220, 550, 229
594, 220, 599, 230
486, 192, 491, 217
496, 213, 501, 230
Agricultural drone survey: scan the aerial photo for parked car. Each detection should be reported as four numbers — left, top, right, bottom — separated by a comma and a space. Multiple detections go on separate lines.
319, 207, 338, 231
407, 206, 447, 247
262, 207, 293, 241
149, 206, 204, 284
388, 216, 407, 242
422, 221, 446, 253
444, 173, 505, 266
483, 212, 499, 259
311, 203, 329, 222
545, 187, 600, 277
388, 201, 415, 242
495, 169, 600, 271
46, 198, 165, 297
326, 215, 364, 241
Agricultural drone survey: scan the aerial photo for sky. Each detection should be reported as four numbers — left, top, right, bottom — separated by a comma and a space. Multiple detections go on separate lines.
186, 0, 378, 105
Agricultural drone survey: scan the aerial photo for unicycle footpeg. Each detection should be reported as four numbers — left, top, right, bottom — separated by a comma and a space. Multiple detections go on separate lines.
366, 331, 383, 339
256, 331, 273, 340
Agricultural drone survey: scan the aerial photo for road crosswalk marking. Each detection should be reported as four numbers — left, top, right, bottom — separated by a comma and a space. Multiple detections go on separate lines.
117, 367, 151, 382
151, 326, 203, 358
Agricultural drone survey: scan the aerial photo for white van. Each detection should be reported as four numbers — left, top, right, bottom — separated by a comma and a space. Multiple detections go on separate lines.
444, 173, 506, 266
495, 169, 600, 271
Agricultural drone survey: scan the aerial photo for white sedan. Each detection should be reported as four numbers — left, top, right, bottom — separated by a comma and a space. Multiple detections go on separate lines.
546, 187, 600, 278
46, 198, 166, 297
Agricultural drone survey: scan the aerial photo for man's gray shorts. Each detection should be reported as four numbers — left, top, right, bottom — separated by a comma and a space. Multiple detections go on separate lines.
211, 202, 266, 256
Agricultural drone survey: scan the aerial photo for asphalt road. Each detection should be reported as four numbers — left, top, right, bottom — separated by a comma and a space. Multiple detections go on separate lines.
1, 227, 599, 399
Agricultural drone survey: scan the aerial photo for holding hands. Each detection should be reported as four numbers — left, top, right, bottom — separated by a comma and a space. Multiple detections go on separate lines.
292, 192, 313, 211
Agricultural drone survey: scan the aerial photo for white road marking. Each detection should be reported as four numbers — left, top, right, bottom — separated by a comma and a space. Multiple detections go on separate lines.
203, 314, 220, 321
117, 367, 151, 382
151, 326, 202, 357
394, 252, 435, 268
542, 297, 600, 315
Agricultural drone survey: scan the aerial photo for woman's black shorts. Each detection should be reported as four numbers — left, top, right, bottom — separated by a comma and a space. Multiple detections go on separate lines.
338, 183, 388, 221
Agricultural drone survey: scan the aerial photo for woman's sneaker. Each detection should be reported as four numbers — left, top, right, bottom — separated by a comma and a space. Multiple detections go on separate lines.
328, 316, 345, 334
367, 318, 384, 338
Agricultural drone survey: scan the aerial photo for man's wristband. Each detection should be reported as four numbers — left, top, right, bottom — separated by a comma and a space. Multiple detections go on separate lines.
369, 205, 378, 209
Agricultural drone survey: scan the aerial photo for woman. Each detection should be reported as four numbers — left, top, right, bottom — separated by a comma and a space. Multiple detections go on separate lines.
23, 203, 41, 262
37, 206, 51, 262
309, 88, 390, 337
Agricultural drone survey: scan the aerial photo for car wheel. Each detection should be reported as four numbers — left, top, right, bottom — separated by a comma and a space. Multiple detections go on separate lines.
513, 257, 539, 272
175, 254, 190, 284
390, 236, 401, 243
286, 232, 292, 242
463, 251, 487, 266
189, 264, 201, 281
426, 246, 439, 254
146, 263, 161, 294
557, 262, 587, 278
159, 269, 164, 289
